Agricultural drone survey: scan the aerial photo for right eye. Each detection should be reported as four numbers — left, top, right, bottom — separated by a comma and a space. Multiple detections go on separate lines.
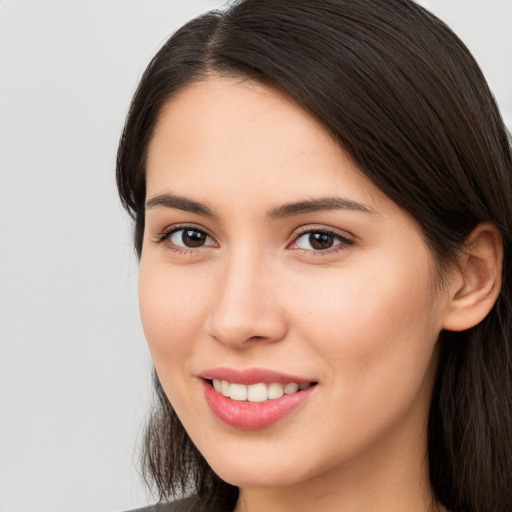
168, 228, 215, 248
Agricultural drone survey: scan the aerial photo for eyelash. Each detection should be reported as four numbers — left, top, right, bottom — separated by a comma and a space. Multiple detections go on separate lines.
291, 228, 354, 256
153, 225, 354, 256
153, 225, 216, 254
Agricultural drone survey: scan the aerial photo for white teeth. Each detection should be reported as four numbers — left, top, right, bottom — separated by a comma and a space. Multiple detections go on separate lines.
211, 379, 312, 402
284, 382, 299, 394
221, 380, 230, 397
247, 383, 268, 402
229, 383, 248, 401
267, 383, 284, 399
213, 379, 222, 393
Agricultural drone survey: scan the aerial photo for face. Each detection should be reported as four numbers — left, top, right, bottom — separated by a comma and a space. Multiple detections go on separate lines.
140, 76, 451, 491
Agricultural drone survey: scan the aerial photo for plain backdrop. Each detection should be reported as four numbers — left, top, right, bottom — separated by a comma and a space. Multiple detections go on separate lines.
0, 1, 510, 511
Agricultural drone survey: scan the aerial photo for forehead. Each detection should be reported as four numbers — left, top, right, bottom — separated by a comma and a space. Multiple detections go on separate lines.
145, 76, 385, 214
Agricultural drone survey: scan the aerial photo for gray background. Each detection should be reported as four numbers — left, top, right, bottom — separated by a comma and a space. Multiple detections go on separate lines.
0, 1, 510, 511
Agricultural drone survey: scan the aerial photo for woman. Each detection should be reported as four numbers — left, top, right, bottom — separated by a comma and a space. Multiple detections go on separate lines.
117, 1, 512, 511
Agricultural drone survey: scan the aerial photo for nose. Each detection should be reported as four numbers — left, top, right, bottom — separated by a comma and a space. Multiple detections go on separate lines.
205, 250, 288, 348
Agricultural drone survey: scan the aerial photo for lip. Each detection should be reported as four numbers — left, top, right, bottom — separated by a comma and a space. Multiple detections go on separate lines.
198, 367, 315, 385
198, 368, 318, 430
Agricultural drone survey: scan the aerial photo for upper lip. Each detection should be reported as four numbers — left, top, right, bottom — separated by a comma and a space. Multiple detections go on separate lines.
198, 367, 316, 385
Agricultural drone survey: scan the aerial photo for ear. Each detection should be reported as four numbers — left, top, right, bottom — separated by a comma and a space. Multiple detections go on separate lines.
442, 223, 503, 332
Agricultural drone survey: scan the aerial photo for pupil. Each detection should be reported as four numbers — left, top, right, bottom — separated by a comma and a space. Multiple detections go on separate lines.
183, 230, 205, 247
310, 232, 333, 250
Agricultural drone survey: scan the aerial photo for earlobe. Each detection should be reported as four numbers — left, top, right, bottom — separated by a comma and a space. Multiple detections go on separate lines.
442, 223, 503, 332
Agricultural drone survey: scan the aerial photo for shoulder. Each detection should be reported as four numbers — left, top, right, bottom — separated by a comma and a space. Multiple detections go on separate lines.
125, 495, 202, 512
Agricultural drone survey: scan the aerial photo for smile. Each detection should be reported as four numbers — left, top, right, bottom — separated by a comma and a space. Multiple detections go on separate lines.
212, 379, 313, 402
200, 375, 317, 430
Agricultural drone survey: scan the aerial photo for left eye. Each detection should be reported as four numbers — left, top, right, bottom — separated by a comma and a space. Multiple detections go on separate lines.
294, 231, 345, 251
169, 228, 215, 248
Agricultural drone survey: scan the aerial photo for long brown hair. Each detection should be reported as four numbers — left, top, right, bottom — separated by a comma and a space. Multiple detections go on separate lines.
117, 1, 512, 511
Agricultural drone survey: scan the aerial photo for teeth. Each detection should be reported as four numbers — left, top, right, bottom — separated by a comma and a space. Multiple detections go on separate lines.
213, 379, 222, 393
247, 383, 268, 402
229, 383, 248, 401
221, 380, 230, 397
284, 383, 299, 394
211, 379, 312, 402
267, 383, 284, 399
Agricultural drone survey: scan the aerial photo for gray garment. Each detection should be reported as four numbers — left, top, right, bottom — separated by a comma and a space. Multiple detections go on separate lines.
126, 496, 199, 512
127, 495, 231, 512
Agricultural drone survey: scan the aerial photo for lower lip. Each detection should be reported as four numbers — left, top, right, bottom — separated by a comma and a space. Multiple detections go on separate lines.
201, 380, 316, 430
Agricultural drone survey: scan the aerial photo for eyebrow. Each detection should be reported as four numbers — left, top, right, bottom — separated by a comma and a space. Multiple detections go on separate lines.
145, 193, 375, 218
267, 197, 375, 219
145, 194, 215, 216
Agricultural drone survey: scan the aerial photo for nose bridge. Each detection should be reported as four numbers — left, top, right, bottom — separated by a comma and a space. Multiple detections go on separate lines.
207, 246, 286, 347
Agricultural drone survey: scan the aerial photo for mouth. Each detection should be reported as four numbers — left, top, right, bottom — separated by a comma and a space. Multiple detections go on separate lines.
200, 375, 318, 430
207, 378, 316, 402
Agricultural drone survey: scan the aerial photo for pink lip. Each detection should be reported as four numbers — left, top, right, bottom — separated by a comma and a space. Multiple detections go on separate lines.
198, 367, 315, 385
198, 368, 317, 430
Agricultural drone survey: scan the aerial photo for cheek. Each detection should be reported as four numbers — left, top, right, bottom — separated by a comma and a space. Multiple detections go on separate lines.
278, 263, 441, 462
138, 261, 210, 371
290, 254, 440, 394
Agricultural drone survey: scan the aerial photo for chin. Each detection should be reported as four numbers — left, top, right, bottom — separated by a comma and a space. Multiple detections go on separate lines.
193, 434, 326, 489
209, 458, 310, 489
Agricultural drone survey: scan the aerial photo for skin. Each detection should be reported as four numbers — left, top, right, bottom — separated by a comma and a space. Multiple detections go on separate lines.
139, 76, 457, 512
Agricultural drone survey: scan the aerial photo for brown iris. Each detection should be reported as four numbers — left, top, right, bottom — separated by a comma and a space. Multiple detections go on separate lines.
181, 229, 207, 247
308, 232, 335, 250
